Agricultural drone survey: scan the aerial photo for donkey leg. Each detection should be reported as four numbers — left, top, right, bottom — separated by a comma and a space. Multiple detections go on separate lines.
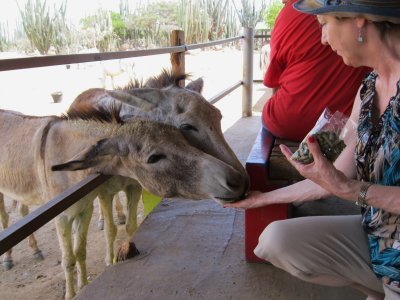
114, 193, 126, 225
74, 203, 93, 290
11, 199, 18, 212
19, 204, 44, 260
55, 215, 76, 300
98, 193, 117, 266
124, 184, 142, 236
117, 184, 141, 262
0, 195, 13, 270
97, 198, 105, 230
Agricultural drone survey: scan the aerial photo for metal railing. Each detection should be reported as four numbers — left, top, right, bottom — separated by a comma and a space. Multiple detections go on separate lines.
0, 28, 266, 255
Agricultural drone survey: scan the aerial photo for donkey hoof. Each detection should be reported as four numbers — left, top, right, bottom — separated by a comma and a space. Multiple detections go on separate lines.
3, 259, 14, 271
97, 219, 104, 230
33, 250, 44, 260
116, 241, 140, 262
118, 214, 126, 225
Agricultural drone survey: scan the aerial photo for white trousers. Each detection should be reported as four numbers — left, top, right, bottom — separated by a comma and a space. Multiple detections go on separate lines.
254, 215, 400, 299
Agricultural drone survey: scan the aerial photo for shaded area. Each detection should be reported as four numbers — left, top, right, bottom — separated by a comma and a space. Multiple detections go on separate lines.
77, 116, 364, 300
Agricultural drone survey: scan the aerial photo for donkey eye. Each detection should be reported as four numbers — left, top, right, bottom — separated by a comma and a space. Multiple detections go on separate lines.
147, 154, 166, 164
180, 124, 198, 132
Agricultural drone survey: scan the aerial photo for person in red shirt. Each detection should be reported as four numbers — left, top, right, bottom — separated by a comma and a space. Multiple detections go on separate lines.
262, 0, 370, 142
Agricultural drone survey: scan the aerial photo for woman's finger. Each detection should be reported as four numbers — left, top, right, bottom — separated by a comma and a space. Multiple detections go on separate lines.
280, 144, 294, 160
306, 135, 325, 163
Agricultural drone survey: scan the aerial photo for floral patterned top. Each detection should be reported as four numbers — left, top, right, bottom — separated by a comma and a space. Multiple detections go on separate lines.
356, 72, 400, 286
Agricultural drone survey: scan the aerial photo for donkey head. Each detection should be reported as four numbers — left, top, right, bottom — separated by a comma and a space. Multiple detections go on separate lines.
107, 72, 248, 190
52, 120, 247, 203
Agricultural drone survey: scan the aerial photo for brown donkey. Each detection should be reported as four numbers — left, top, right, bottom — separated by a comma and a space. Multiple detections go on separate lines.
69, 69, 249, 264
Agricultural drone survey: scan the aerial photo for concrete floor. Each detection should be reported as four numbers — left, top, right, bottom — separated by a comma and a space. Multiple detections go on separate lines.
76, 111, 364, 300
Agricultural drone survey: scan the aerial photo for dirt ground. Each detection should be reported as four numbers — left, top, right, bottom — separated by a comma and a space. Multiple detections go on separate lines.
0, 195, 145, 300
0, 48, 267, 300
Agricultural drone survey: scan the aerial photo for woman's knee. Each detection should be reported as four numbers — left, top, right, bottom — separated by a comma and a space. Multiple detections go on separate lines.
254, 219, 293, 261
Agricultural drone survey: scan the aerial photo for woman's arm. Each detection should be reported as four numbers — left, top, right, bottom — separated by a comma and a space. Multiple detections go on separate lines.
290, 135, 400, 215
224, 89, 363, 210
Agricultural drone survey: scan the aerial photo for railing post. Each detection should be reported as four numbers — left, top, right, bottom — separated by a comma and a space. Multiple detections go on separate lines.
170, 30, 185, 87
242, 27, 254, 117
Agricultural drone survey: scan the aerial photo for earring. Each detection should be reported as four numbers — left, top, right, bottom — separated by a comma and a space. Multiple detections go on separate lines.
358, 29, 364, 43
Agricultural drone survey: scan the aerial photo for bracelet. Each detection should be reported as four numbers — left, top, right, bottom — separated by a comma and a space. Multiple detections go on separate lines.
355, 181, 373, 208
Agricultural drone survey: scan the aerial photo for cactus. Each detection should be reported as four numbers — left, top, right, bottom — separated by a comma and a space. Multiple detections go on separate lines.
232, 0, 266, 28
18, 0, 55, 54
17, 0, 69, 55
178, 0, 240, 45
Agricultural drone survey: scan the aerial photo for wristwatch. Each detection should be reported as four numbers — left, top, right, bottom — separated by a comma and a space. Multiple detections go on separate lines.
355, 181, 373, 208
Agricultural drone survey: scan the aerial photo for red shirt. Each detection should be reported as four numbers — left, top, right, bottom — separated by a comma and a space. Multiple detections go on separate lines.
262, 0, 370, 142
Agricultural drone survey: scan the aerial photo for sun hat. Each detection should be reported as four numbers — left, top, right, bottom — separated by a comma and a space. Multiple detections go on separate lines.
293, 0, 400, 23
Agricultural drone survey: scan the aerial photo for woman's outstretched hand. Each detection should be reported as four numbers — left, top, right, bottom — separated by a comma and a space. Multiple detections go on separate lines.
223, 191, 265, 209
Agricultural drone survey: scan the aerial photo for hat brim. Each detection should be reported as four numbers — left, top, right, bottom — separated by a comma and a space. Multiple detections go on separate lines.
293, 0, 400, 20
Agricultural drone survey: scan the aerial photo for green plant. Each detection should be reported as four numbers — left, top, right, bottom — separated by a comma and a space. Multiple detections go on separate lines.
0, 22, 10, 52
52, 1, 71, 54
80, 9, 118, 51
178, 0, 240, 44
232, 0, 266, 28
17, 0, 69, 55
18, 0, 54, 54
179, 0, 209, 44
111, 12, 127, 41
125, 1, 179, 48
262, 0, 284, 29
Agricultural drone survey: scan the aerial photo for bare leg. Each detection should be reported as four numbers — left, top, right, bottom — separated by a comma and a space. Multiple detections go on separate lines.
74, 203, 93, 290
0, 194, 13, 270
19, 203, 44, 260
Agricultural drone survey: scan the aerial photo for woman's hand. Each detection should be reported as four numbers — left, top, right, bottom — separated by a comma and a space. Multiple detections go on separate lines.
223, 191, 267, 209
223, 135, 353, 210
280, 135, 350, 196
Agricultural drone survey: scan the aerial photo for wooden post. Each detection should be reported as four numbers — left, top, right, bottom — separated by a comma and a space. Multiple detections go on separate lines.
170, 30, 185, 87
242, 27, 254, 117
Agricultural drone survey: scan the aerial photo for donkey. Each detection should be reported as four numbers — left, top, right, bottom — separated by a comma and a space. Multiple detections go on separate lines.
0, 195, 44, 270
69, 69, 249, 264
0, 107, 247, 300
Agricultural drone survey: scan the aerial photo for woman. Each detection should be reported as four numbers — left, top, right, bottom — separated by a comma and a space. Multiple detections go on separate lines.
225, 0, 400, 298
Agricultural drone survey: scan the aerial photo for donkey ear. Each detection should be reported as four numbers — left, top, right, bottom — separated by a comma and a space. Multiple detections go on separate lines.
51, 138, 128, 171
185, 78, 204, 94
107, 89, 160, 112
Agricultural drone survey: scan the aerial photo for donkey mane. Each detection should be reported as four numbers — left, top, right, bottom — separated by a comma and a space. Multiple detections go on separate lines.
40, 104, 124, 164
62, 102, 124, 124
120, 68, 189, 90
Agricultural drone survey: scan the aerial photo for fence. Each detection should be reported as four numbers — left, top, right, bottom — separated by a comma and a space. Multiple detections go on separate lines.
0, 28, 267, 255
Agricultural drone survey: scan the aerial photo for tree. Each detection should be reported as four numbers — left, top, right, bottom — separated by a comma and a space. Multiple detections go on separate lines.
262, 0, 284, 29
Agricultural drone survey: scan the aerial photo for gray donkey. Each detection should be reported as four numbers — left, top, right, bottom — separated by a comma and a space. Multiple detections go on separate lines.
68, 70, 249, 264
0, 106, 247, 300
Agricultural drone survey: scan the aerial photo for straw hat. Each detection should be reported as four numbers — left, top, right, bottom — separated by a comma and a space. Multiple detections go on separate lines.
294, 0, 400, 23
